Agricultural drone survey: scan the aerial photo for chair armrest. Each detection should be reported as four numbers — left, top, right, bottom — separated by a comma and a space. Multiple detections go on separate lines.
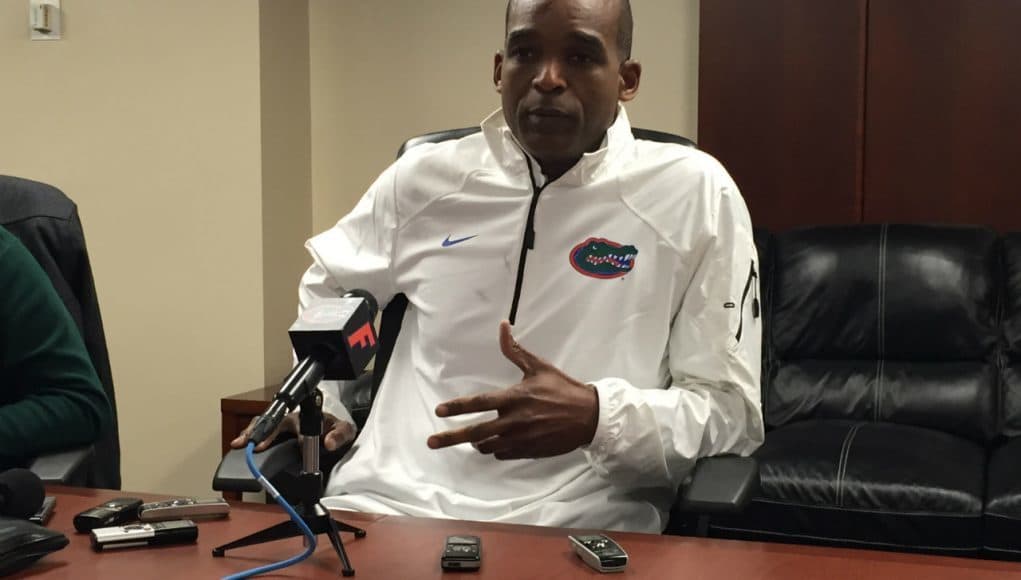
213, 371, 374, 497
678, 455, 759, 515
29, 445, 94, 485
341, 372, 375, 430
212, 437, 353, 498
212, 439, 301, 493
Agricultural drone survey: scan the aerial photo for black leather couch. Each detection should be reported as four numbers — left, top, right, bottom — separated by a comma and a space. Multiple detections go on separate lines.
672, 224, 1021, 560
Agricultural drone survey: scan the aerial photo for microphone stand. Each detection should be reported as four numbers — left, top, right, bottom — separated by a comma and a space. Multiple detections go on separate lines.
212, 387, 365, 577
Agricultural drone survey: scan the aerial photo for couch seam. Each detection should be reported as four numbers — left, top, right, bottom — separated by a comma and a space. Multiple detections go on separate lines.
749, 497, 983, 517
983, 511, 1021, 521
707, 524, 979, 552
836, 422, 863, 507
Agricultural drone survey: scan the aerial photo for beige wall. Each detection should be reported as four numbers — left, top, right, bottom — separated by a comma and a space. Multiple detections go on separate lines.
309, 0, 700, 233
0, 0, 698, 497
259, 0, 314, 384
0, 0, 265, 496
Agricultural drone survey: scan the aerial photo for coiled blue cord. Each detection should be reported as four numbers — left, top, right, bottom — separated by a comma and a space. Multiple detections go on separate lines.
222, 442, 317, 579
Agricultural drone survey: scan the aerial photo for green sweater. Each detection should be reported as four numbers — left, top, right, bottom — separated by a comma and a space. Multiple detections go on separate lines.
0, 225, 111, 468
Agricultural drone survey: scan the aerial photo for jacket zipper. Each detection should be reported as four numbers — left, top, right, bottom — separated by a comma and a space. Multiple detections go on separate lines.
508, 157, 548, 324
735, 261, 760, 343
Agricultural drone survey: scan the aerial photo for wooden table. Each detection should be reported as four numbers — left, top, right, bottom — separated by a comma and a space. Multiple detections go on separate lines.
15, 487, 1021, 579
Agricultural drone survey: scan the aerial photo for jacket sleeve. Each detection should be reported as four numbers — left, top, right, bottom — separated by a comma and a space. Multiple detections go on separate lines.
298, 164, 399, 422
581, 182, 765, 491
0, 237, 111, 460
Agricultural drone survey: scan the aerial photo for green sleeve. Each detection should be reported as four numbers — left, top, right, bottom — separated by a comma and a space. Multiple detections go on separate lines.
0, 231, 112, 461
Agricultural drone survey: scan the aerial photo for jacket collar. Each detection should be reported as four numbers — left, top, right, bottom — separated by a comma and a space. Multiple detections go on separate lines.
480, 105, 635, 186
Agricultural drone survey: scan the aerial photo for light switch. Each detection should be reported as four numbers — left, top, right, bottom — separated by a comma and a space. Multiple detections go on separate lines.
30, 0, 62, 41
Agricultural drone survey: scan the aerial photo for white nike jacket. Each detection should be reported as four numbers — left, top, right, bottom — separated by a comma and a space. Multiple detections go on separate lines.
303, 107, 764, 533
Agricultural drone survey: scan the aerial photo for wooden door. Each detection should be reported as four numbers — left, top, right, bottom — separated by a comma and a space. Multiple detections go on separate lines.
863, 0, 1021, 230
699, 0, 868, 231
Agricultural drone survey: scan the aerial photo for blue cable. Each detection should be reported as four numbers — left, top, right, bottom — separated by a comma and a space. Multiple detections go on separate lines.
222, 442, 318, 580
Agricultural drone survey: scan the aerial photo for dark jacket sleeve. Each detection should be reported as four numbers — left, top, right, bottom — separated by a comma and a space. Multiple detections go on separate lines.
0, 232, 112, 461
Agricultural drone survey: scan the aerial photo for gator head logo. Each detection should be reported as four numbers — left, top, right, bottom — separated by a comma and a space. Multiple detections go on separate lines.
570, 237, 638, 279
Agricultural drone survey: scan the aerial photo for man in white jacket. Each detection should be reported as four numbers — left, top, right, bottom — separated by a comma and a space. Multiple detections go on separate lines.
235, 0, 763, 533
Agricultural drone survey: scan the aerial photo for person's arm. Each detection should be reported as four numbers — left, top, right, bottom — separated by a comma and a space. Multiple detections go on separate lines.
233, 164, 401, 451
302, 163, 399, 432
296, 262, 368, 443
581, 182, 764, 491
0, 235, 111, 461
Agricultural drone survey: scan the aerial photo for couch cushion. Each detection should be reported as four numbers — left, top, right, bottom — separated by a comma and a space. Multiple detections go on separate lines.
1004, 363, 1021, 440
1002, 235, 1021, 437
992, 236, 1021, 556
1005, 234, 1021, 359
767, 225, 1000, 445
708, 420, 985, 555
772, 224, 999, 361
768, 360, 998, 443
985, 436, 1021, 556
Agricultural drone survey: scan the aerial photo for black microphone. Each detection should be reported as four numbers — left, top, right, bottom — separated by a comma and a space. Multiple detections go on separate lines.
248, 291, 379, 446
0, 468, 45, 519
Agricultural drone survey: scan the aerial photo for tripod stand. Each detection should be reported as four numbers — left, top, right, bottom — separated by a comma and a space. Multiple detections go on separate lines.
212, 389, 365, 577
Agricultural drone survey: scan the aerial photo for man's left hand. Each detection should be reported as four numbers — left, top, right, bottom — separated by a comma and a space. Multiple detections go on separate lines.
426, 320, 599, 460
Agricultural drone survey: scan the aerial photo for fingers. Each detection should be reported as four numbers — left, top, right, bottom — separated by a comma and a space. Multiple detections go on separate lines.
498, 320, 550, 376
230, 428, 274, 452
230, 417, 259, 449
231, 413, 300, 453
459, 433, 530, 460
473, 435, 513, 456
324, 421, 357, 451
436, 389, 510, 417
253, 426, 281, 452
229, 433, 248, 449
498, 320, 531, 374
427, 417, 512, 449
260, 412, 302, 451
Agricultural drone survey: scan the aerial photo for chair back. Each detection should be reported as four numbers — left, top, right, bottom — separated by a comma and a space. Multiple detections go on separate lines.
0, 175, 121, 489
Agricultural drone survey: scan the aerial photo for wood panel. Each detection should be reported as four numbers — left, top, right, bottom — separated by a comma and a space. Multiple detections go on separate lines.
864, 0, 1021, 230
699, 0, 867, 231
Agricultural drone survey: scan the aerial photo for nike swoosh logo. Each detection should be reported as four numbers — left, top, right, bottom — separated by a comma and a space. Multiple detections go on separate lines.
442, 235, 477, 247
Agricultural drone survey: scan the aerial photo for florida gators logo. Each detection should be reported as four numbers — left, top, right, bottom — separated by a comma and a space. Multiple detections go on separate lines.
570, 237, 638, 279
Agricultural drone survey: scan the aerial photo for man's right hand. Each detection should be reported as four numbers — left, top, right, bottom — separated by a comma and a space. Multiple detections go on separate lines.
230, 411, 356, 452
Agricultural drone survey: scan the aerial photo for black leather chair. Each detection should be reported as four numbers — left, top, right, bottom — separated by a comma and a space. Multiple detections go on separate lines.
0, 176, 121, 488
214, 127, 759, 528
704, 224, 1001, 557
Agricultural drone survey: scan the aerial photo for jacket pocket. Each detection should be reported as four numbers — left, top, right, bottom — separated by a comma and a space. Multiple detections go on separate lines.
735, 260, 759, 343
